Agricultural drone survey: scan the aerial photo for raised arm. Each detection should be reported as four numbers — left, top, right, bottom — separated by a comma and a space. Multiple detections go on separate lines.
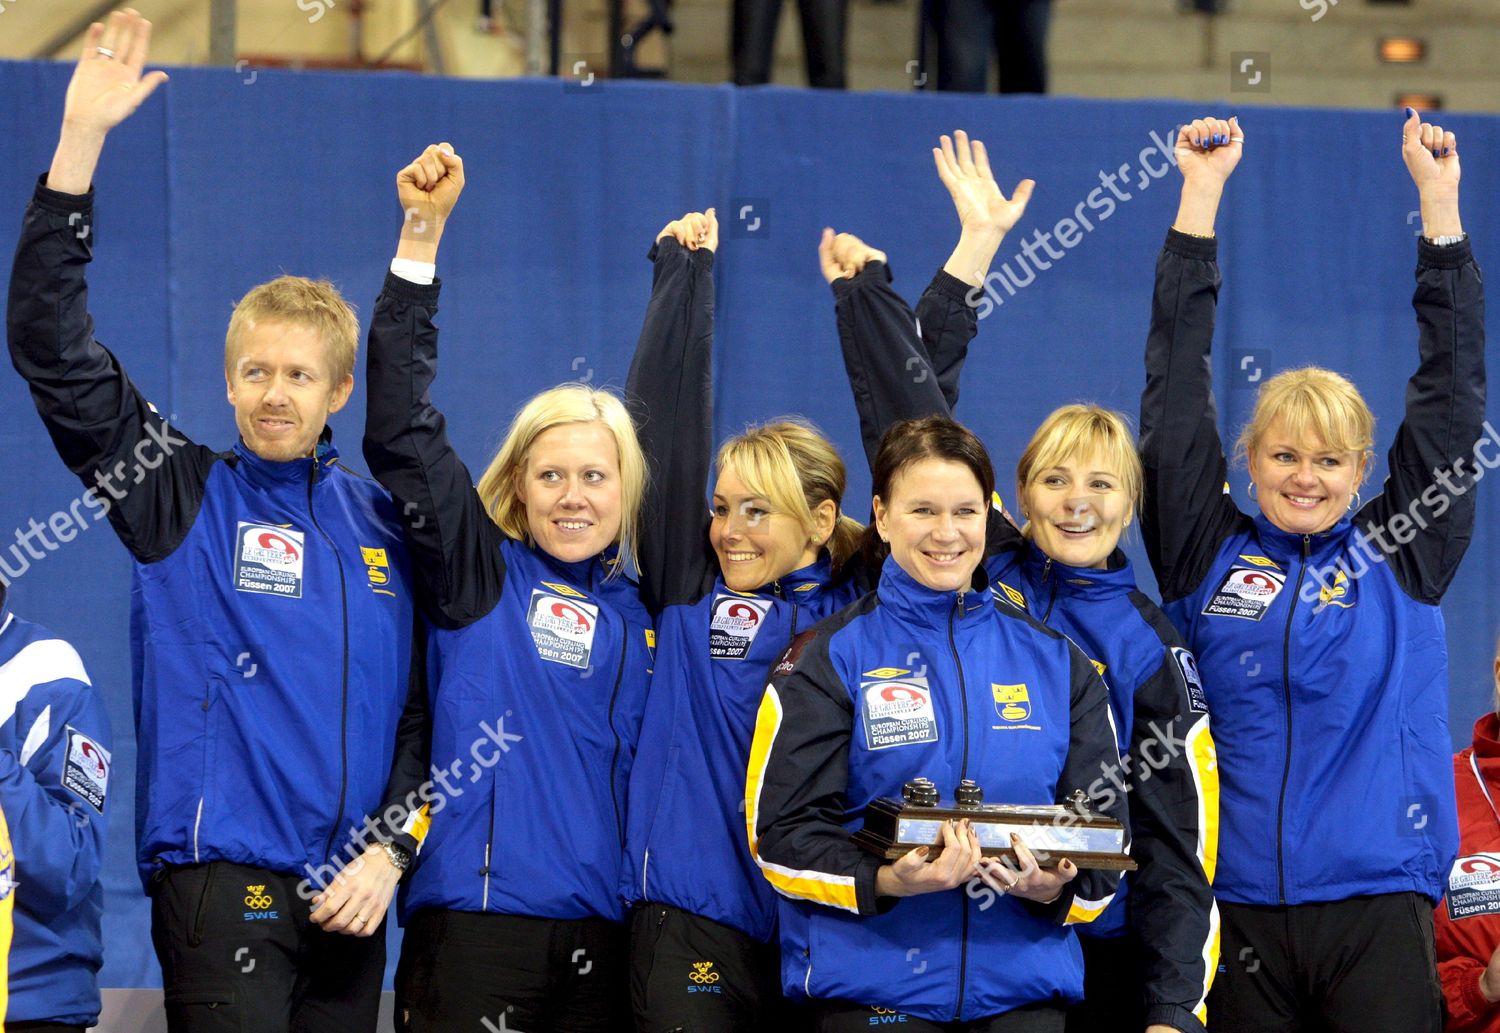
827, 131, 1033, 468
1352, 110, 1484, 605
1138, 117, 1247, 604
361, 144, 508, 628
625, 211, 719, 616
8, 10, 216, 562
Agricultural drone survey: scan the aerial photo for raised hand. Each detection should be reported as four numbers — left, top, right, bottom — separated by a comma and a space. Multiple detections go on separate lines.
1174, 116, 1244, 189
47, 8, 169, 194
818, 228, 887, 284
933, 130, 1034, 238
395, 143, 464, 262
1171, 115, 1244, 238
1402, 108, 1459, 190
657, 210, 719, 253
62, 9, 168, 136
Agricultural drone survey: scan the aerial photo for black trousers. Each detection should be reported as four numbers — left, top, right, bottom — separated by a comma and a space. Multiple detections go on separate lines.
932, 0, 1051, 93
628, 902, 807, 1033
149, 861, 385, 1033
395, 908, 629, 1032
815, 1001, 1065, 1032
732, 0, 848, 88
1208, 892, 1442, 1033
1066, 932, 1146, 1033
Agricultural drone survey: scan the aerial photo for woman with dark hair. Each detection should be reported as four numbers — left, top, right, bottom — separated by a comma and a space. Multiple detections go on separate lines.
831, 129, 1218, 1033
746, 414, 1128, 1031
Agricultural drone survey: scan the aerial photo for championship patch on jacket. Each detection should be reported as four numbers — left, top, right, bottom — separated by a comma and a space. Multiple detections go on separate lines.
1171, 647, 1209, 713
860, 671, 939, 750
1202, 566, 1286, 620
710, 595, 771, 660
63, 727, 110, 812
527, 589, 600, 669
1446, 854, 1500, 921
234, 523, 306, 598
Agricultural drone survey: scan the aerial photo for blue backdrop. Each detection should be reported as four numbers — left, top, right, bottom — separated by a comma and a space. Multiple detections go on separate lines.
0, 61, 1494, 991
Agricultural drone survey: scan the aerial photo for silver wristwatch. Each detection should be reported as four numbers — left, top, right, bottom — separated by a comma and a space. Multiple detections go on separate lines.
382, 840, 412, 871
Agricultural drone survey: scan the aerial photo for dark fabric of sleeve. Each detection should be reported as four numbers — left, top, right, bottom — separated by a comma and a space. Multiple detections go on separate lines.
747, 627, 889, 916
362, 272, 508, 628
832, 261, 957, 471
913, 268, 979, 413
1354, 237, 1485, 605
624, 238, 718, 615
8, 175, 218, 563
1138, 229, 1246, 604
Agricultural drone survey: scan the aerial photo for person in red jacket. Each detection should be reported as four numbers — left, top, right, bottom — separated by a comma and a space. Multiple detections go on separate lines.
1437, 635, 1500, 1032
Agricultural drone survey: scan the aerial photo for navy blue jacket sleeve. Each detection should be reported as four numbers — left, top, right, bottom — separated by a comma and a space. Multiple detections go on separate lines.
1354, 237, 1486, 605
7, 176, 218, 563
0, 665, 111, 920
624, 238, 718, 615
832, 261, 959, 472
913, 268, 979, 413
1120, 627, 1218, 1033
1034, 644, 1129, 927
1138, 230, 1246, 604
362, 272, 508, 628
747, 627, 889, 916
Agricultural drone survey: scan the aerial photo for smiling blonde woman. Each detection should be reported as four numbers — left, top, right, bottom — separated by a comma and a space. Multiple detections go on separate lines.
1139, 112, 1484, 1032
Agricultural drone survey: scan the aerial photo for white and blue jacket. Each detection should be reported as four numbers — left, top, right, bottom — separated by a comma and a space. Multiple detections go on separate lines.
0, 591, 109, 1026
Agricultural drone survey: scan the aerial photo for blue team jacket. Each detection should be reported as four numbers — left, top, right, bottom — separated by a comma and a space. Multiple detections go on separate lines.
1140, 230, 1485, 908
0, 599, 110, 1025
131, 441, 415, 885
1164, 516, 1457, 905
621, 556, 859, 940
399, 538, 653, 921
749, 558, 1128, 1022
7, 182, 417, 890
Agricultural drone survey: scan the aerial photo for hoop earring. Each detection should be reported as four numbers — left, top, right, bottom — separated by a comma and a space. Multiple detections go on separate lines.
1347, 490, 1363, 512
1247, 482, 1258, 500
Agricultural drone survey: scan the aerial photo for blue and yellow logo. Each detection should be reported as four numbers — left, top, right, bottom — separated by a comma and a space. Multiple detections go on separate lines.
993, 683, 1031, 722
1316, 569, 1356, 611
993, 581, 1026, 610
541, 580, 587, 600
361, 547, 394, 596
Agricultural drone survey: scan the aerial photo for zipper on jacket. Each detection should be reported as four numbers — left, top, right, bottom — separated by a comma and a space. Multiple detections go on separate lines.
481, 777, 497, 910
642, 847, 651, 899
947, 594, 972, 1018
790, 603, 801, 638
607, 631, 630, 850
309, 463, 352, 870
1040, 558, 1059, 623
192, 796, 204, 863
1275, 535, 1310, 905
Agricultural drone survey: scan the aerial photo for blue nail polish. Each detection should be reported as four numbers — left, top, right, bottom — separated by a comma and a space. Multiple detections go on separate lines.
1405, 106, 1415, 119
1444, 146, 1451, 155
1432, 149, 1440, 158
